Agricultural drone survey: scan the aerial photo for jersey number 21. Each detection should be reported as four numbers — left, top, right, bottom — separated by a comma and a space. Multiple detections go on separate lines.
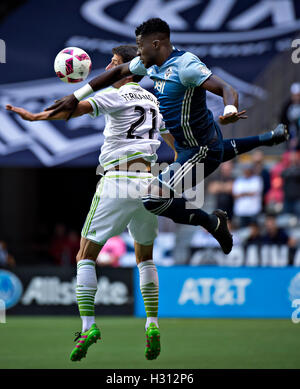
127, 106, 157, 140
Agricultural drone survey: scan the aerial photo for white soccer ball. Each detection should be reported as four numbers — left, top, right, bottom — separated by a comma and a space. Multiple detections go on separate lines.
54, 47, 92, 83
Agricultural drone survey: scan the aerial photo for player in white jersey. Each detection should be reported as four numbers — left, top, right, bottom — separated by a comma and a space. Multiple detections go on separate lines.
6, 45, 176, 362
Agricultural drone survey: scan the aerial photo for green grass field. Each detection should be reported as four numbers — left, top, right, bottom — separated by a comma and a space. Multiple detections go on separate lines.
0, 316, 299, 369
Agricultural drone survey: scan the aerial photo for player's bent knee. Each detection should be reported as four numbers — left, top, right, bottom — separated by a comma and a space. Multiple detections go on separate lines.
142, 195, 168, 214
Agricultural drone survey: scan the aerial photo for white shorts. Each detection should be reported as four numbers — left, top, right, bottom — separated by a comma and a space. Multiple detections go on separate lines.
81, 171, 158, 246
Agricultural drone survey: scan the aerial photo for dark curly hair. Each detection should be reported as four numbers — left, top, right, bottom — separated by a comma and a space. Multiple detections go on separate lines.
112, 45, 138, 63
135, 18, 170, 38
112, 45, 143, 82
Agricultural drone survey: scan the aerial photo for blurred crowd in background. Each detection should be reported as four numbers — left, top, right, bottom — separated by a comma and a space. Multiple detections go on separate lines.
1, 82, 300, 269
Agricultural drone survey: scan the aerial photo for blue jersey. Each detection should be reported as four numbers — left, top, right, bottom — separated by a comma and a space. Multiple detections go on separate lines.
129, 49, 217, 149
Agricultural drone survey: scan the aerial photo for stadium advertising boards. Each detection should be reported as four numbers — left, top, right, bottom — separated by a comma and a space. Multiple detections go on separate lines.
1, 0, 300, 166
0, 266, 134, 315
188, 245, 299, 266
134, 266, 300, 318
121, 233, 300, 266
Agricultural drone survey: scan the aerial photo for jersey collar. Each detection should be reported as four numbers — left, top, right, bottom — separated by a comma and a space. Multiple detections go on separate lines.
155, 47, 184, 71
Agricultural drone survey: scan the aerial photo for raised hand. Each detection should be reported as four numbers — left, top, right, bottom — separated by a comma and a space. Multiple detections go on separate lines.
219, 110, 248, 125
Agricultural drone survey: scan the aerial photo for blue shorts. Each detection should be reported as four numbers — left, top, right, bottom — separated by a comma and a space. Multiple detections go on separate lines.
158, 122, 224, 193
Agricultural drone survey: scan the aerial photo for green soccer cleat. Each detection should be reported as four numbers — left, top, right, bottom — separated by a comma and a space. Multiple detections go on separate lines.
145, 323, 161, 360
70, 323, 101, 362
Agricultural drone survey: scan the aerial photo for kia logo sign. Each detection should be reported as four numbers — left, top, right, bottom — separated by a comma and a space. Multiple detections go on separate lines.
81, 0, 300, 43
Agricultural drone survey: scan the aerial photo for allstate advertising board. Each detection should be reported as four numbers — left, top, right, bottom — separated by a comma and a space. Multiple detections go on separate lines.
134, 267, 300, 318
0, 266, 134, 315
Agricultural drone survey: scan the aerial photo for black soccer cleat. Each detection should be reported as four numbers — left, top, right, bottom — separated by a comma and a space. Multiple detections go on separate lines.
259, 124, 290, 146
210, 209, 233, 255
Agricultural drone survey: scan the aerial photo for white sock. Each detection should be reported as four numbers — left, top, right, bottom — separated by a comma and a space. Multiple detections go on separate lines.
138, 260, 159, 331
76, 259, 97, 332
81, 316, 96, 333
146, 317, 159, 329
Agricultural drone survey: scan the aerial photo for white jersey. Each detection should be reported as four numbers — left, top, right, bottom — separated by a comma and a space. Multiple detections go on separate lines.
86, 82, 168, 170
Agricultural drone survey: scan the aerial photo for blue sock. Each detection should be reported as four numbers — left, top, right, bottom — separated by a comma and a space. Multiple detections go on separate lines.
142, 195, 218, 232
222, 136, 261, 162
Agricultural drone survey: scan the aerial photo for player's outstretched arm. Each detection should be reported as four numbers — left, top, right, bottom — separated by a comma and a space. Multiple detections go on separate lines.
6, 101, 92, 121
89, 62, 131, 92
45, 63, 132, 119
201, 75, 248, 125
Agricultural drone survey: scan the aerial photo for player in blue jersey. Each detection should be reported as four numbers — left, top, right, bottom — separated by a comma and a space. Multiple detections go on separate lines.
47, 18, 289, 255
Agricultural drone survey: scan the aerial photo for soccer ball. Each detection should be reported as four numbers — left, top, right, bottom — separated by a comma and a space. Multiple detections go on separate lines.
54, 47, 92, 83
